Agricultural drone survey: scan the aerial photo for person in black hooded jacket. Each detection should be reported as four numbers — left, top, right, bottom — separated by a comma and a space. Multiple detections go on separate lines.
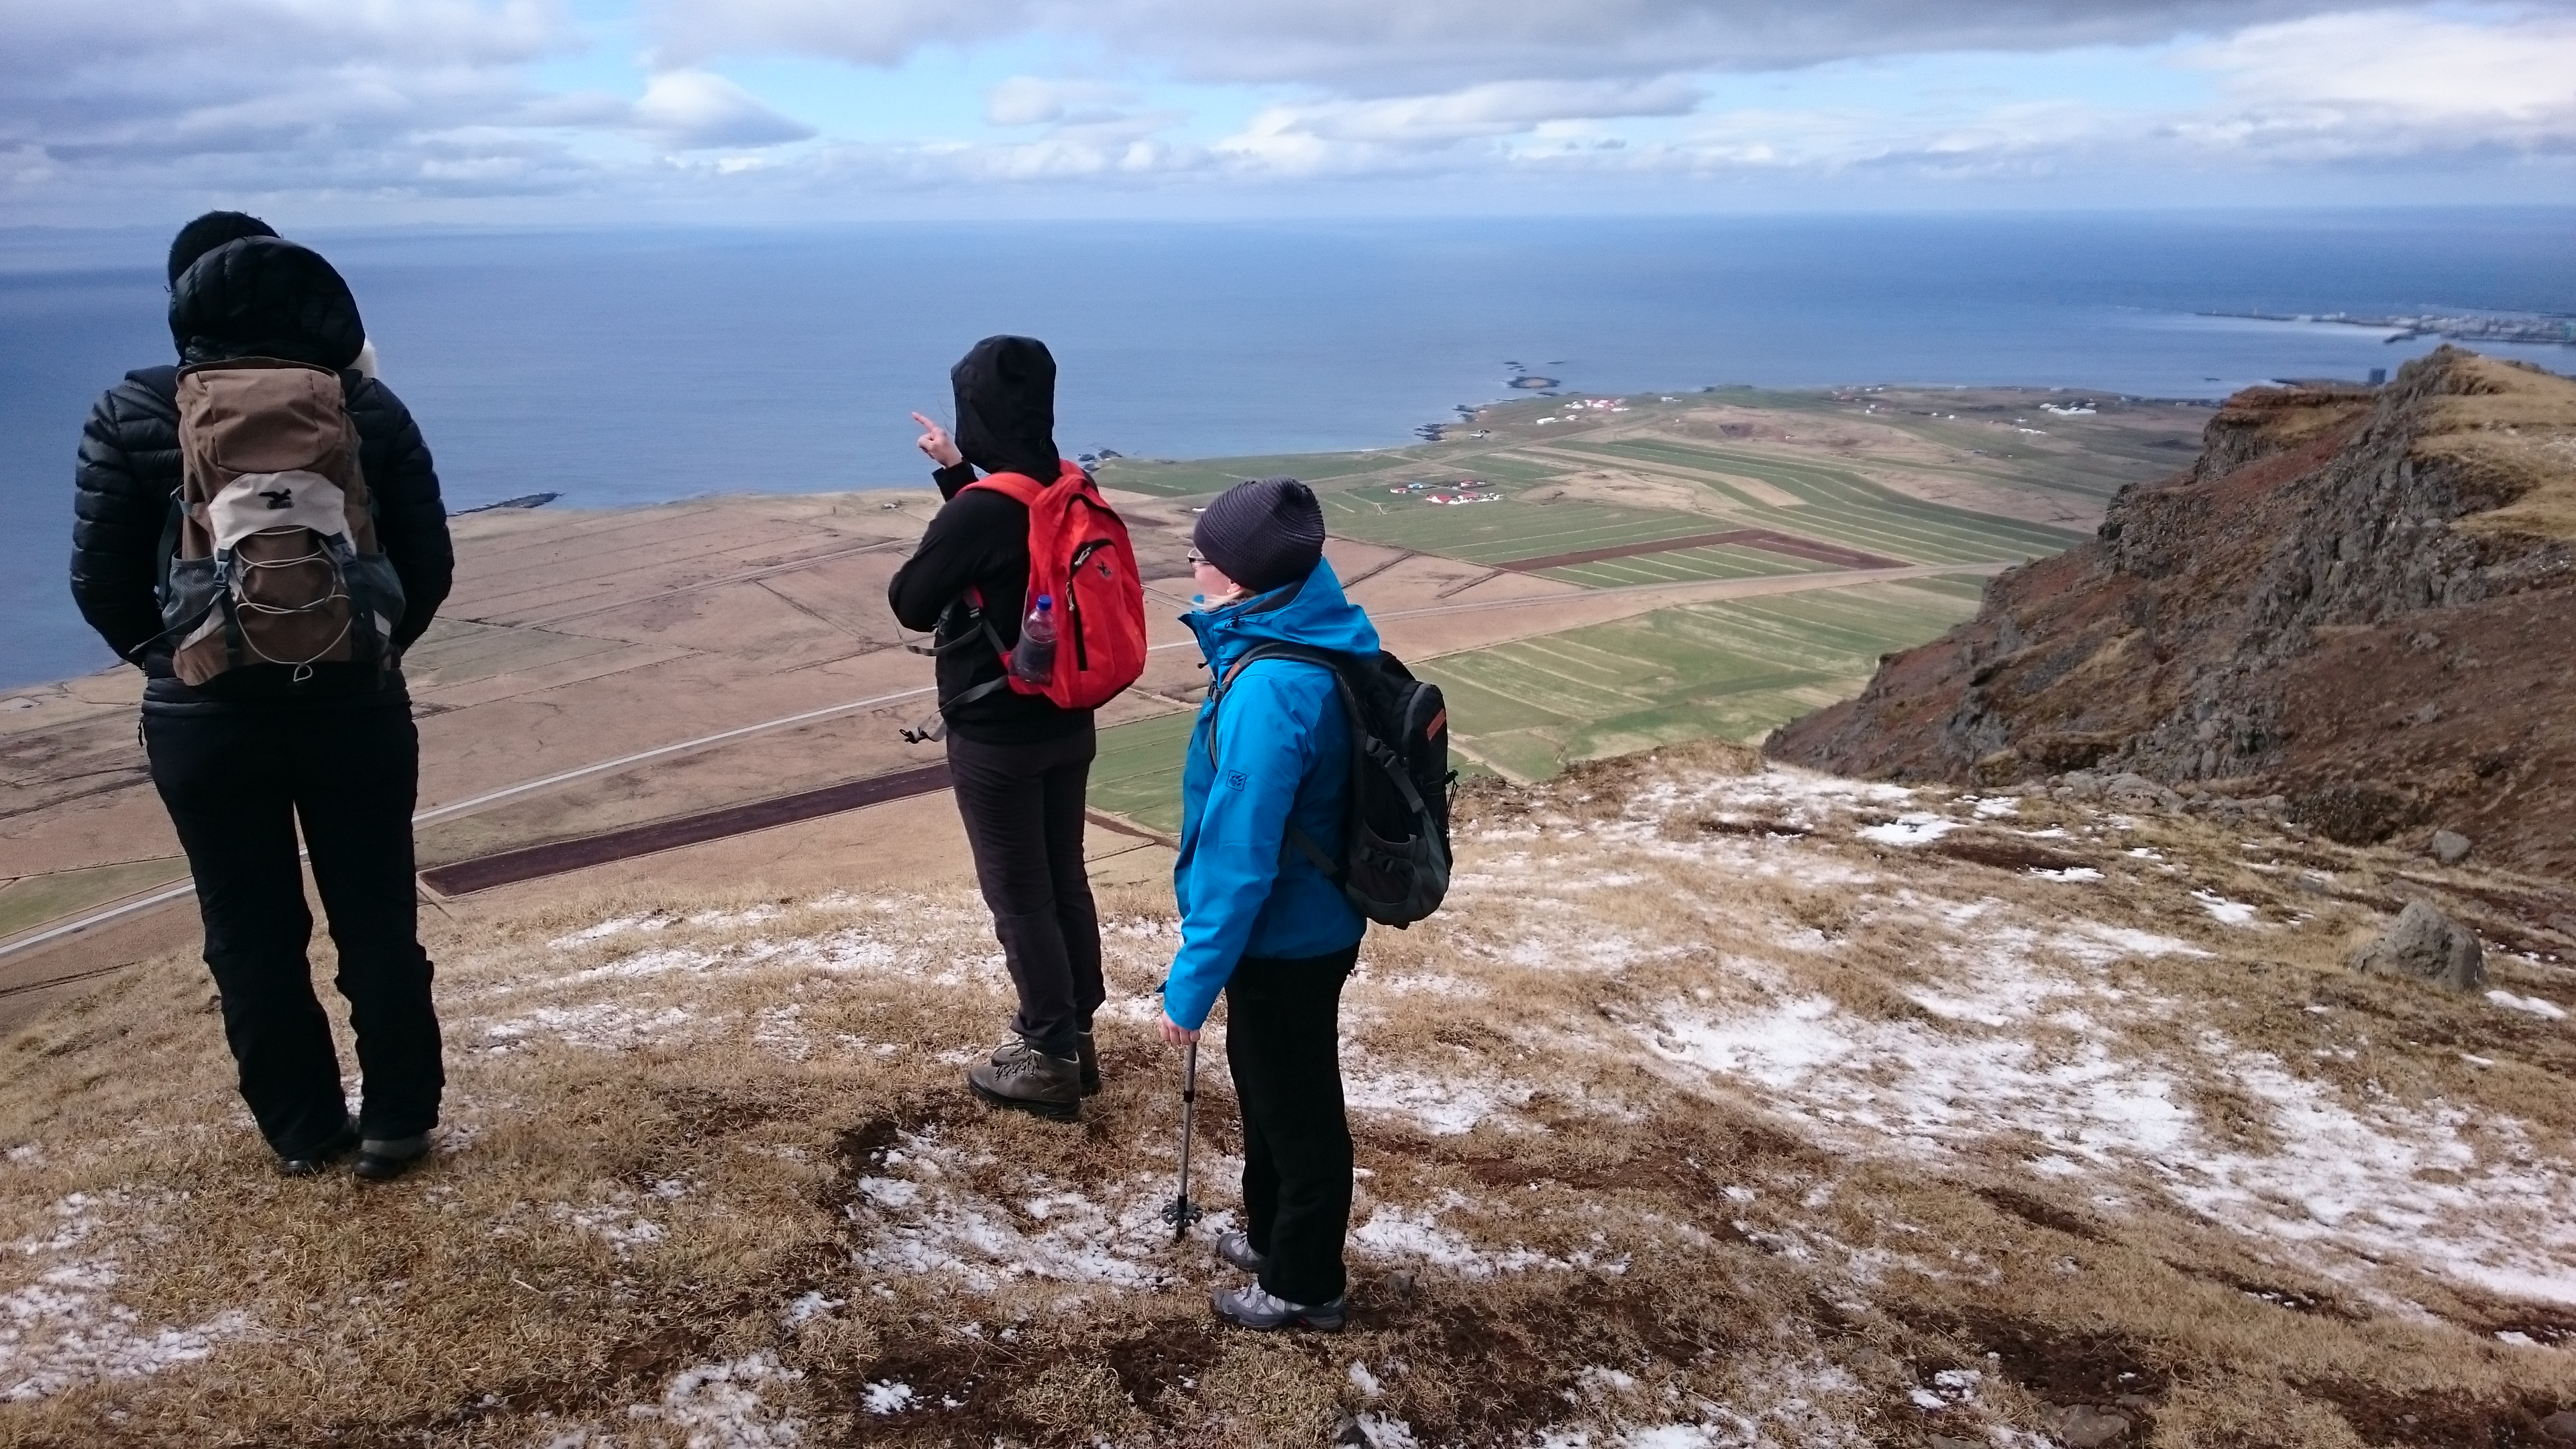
68, 217, 453, 1183
888, 335, 1104, 1120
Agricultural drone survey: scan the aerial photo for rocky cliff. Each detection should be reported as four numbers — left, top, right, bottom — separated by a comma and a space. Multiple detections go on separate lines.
1768, 346, 2576, 877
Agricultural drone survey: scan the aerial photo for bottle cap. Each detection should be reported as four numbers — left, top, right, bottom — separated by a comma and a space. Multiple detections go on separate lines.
1036, 594, 1053, 609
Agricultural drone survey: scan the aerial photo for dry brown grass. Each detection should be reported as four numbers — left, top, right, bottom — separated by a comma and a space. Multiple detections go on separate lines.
3, 740, 2574, 1446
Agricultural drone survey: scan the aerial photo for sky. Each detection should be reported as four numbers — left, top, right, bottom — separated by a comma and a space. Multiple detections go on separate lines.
3, 0, 2573, 223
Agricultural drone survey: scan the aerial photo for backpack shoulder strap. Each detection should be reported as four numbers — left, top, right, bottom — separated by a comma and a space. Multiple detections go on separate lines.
960, 471, 1045, 506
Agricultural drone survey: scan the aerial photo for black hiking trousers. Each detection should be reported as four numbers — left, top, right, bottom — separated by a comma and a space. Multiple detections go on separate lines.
1226, 944, 1361, 1307
945, 726, 1104, 1061
143, 693, 442, 1159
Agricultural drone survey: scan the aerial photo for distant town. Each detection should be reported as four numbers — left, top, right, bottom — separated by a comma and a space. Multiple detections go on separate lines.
2203, 307, 2576, 347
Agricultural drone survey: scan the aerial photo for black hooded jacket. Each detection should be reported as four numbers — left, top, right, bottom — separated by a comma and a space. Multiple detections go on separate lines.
886, 336, 1089, 746
69, 236, 453, 709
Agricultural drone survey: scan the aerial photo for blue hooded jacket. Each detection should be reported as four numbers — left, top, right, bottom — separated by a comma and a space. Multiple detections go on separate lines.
1161, 557, 1381, 1030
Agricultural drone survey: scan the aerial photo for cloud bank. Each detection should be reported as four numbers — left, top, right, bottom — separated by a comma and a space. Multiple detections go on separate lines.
2, 0, 2571, 219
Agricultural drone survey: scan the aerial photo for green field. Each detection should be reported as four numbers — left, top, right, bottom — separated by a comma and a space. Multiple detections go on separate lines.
1321, 495, 1736, 566
1414, 582, 1984, 781
1087, 711, 1199, 835
1083, 578, 1986, 827
1095, 450, 1421, 497
1535, 543, 1838, 590
1546, 438, 2088, 564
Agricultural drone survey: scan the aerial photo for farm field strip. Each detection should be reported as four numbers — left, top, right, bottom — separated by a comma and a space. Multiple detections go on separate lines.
1538, 545, 1835, 590
1571, 438, 2089, 551
1320, 496, 1727, 564
1085, 578, 1984, 817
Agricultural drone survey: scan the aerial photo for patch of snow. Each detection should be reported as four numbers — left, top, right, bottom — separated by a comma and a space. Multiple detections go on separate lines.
845, 1131, 1195, 1293
2192, 890, 2259, 926
1970, 797, 2021, 818
2029, 867, 2104, 882
1856, 814, 1960, 847
780, 1291, 841, 1330
479, 1002, 700, 1052
862, 1379, 914, 1414
5, 1144, 44, 1167
551, 1201, 667, 1254
1350, 1201, 1560, 1279
1349, 1360, 1384, 1399
2489, 990, 2568, 1021
637, 1355, 805, 1445
1358, 1410, 1421, 1447
1342, 1067, 1529, 1136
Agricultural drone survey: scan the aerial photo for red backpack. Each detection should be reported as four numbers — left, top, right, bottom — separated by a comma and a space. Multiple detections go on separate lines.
927, 462, 1147, 723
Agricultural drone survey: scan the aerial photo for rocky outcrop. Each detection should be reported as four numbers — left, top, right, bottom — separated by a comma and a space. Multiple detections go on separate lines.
1768, 347, 2576, 877
2351, 900, 2487, 992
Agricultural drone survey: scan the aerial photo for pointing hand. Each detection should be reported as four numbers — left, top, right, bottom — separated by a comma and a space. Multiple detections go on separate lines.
912, 412, 964, 469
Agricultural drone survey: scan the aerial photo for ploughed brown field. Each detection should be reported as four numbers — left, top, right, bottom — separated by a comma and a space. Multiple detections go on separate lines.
3, 741, 2572, 1446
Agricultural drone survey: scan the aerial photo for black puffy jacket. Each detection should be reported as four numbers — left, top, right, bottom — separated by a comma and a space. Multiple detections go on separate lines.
68, 237, 453, 707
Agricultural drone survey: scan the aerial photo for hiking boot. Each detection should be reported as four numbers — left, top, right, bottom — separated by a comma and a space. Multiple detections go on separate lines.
277, 1120, 359, 1177
352, 1134, 431, 1182
967, 1039, 1082, 1122
1215, 1231, 1268, 1275
1076, 1030, 1101, 1096
1212, 1281, 1344, 1332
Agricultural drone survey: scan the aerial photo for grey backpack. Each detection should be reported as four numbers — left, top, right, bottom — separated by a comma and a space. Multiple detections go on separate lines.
1210, 643, 1454, 928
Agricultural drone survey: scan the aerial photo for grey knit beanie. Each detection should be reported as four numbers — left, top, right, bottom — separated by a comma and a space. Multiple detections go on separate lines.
1194, 476, 1325, 593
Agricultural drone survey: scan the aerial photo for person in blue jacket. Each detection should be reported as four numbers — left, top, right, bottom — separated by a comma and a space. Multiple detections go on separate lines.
1159, 476, 1375, 1332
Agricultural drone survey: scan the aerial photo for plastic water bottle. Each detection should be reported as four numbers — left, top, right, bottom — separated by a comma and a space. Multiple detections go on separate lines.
1012, 594, 1057, 686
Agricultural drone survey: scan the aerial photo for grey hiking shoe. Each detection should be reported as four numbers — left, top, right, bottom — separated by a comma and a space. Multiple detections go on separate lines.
967, 1039, 1082, 1122
1215, 1231, 1268, 1275
352, 1133, 431, 1182
1076, 1030, 1101, 1097
1212, 1281, 1344, 1332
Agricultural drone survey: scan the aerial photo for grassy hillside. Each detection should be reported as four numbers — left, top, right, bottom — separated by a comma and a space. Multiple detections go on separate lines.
4, 745, 2571, 1444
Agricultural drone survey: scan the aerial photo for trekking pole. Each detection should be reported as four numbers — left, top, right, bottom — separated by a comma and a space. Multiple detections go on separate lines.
1161, 1040, 1205, 1244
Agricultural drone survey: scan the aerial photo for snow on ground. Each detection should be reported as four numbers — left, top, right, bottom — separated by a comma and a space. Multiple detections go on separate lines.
1, 1193, 252, 1402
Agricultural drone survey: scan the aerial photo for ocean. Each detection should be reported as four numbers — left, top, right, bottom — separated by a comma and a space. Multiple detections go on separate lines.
3, 210, 2571, 690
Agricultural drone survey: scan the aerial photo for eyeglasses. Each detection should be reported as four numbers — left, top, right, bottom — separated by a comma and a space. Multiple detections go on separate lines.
1187, 550, 1208, 564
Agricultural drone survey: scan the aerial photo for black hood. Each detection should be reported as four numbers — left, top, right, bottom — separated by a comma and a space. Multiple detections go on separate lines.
950, 335, 1059, 480
169, 236, 366, 370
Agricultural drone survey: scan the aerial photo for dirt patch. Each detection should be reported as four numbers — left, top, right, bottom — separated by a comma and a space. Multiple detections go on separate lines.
1930, 835, 2092, 873
2300, 1380, 2573, 1448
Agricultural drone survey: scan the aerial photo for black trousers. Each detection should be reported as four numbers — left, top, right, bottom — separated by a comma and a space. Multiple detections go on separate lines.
945, 726, 1103, 1061
143, 695, 442, 1157
1226, 943, 1360, 1307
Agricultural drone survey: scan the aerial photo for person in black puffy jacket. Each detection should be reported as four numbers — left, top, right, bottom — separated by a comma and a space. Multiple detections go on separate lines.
888, 335, 1104, 1122
68, 216, 453, 1183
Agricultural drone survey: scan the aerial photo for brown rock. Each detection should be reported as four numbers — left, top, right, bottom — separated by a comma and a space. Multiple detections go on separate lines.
2046, 1404, 2134, 1447
2351, 900, 2487, 992
2543, 1408, 2576, 1444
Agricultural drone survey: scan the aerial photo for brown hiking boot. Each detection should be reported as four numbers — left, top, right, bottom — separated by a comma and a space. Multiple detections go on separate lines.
1076, 1030, 1101, 1096
967, 1039, 1082, 1122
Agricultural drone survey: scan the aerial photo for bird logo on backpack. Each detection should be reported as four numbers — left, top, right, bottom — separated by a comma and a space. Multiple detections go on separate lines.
156, 358, 405, 685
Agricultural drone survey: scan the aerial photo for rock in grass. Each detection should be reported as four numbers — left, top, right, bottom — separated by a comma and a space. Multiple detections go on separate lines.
2351, 900, 2486, 992
2053, 1405, 2135, 1446
2430, 829, 2473, 865
2544, 1408, 2576, 1444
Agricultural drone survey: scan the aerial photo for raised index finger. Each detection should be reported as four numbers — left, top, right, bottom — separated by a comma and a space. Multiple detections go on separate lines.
910, 412, 938, 430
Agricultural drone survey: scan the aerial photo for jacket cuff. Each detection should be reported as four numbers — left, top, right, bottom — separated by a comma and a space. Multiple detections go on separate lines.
932, 462, 976, 500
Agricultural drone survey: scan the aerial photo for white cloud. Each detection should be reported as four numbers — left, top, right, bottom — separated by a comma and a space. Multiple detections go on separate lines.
632, 70, 815, 148
2169, 7, 2576, 158
983, 76, 1144, 127
649, 0, 2353, 93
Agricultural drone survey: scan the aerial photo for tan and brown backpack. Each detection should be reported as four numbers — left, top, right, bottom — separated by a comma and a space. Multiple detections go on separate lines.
158, 359, 405, 685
